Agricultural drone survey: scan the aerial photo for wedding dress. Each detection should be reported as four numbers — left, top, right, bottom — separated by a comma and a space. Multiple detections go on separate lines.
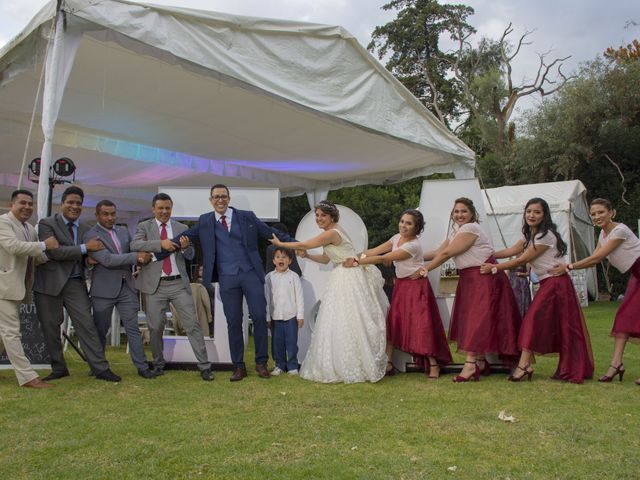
300, 229, 388, 383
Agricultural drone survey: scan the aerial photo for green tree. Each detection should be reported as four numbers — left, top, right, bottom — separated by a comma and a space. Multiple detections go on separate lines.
451, 24, 574, 169
368, 0, 475, 127
513, 56, 640, 294
369, 4, 574, 184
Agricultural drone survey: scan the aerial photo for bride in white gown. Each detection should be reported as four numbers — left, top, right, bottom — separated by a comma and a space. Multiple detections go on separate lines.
270, 200, 388, 384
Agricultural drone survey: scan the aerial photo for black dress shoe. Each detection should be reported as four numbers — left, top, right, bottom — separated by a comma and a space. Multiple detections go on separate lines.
230, 367, 248, 382
255, 364, 271, 379
95, 369, 122, 382
138, 369, 156, 379
200, 369, 214, 381
42, 370, 70, 381
153, 367, 165, 376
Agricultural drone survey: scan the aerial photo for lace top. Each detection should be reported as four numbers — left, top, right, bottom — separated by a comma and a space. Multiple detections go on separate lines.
323, 228, 356, 264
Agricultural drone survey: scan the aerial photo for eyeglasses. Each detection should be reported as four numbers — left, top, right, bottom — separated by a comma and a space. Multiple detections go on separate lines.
211, 195, 229, 200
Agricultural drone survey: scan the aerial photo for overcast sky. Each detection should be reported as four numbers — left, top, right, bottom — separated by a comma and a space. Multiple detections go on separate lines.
1, 0, 637, 116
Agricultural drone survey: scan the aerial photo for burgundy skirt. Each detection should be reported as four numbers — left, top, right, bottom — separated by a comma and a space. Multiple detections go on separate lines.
448, 260, 521, 360
519, 275, 594, 383
387, 277, 453, 365
611, 257, 640, 339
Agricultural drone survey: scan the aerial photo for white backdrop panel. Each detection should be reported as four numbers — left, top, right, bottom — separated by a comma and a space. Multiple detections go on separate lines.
418, 178, 489, 294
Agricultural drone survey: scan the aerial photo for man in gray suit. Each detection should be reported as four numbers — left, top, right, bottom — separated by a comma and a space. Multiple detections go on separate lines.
131, 193, 213, 381
85, 200, 155, 379
34, 186, 121, 382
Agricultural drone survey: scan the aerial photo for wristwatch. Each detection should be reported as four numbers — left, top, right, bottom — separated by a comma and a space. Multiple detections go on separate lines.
491, 266, 498, 275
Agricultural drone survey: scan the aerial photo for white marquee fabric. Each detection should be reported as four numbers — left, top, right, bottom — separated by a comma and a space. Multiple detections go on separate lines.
0, 0, 475, 218
482, 180, 597, 297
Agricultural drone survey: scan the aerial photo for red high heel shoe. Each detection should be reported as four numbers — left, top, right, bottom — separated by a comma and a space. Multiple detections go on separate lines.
452, 361, 480, 382
598, 364, 625, 382
508, 364, 533, 382
477, 358, 491, 376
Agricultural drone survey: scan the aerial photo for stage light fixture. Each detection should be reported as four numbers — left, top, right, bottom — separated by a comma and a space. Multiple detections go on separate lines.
53, 157, 76, 177
28, 157, 41, 176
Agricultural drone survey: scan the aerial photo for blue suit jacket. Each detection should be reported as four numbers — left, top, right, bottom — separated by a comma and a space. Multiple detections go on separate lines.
177, 207, 295, 288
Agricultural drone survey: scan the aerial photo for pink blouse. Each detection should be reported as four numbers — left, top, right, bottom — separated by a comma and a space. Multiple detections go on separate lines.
528, 231, 564, 281
600, 223, 640, 273
391, 234, 424, 278
448, 223, 494, 269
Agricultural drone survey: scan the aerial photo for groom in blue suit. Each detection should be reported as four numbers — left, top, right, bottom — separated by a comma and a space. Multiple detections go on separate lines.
174, 184, 295, 381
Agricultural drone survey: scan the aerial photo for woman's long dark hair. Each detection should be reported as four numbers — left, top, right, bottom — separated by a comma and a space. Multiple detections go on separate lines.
522, 197, 567, 257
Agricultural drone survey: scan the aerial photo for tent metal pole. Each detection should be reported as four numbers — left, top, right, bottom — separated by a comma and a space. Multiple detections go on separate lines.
476, 167, 509, 250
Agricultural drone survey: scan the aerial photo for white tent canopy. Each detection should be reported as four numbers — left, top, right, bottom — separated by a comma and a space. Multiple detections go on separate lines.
482, 180, 597, 297
0, 0, 475, 218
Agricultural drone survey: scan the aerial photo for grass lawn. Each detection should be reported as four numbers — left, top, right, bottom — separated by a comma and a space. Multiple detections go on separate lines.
0, 301, 638, 479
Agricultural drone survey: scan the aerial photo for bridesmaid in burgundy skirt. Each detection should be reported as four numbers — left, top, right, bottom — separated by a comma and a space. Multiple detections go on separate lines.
422, 198, 521, 382
480, 198, 594, 384
549, 198, 640, 385
347, 209, 452, 378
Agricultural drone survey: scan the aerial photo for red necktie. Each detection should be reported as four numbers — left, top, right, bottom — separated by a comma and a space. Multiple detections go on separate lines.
160, 223, 172, 275
220, 215, 229, 232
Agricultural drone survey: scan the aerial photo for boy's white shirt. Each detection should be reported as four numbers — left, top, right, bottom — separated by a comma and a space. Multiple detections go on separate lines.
265, 268, 304, 321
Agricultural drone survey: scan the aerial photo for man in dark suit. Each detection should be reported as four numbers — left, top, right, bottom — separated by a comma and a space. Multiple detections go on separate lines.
34, 186, 121, 382
131, 193, 213, 381
175, 184, 295, 382
84, 200, 155, 379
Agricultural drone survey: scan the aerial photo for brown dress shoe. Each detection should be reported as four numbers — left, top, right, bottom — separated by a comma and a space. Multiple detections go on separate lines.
22, 378, 54, 389
230, 367, 248, 382
255, 364, 271, 379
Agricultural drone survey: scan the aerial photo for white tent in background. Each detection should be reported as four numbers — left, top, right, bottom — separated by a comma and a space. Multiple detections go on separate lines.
0, 0, 475, 220
482, 180, 597, 298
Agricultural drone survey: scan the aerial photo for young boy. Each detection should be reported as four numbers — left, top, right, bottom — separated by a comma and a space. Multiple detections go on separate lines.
265, 247, 304, 376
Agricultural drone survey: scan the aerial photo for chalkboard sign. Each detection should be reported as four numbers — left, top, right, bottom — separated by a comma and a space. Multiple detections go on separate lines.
0, 302, 50, 367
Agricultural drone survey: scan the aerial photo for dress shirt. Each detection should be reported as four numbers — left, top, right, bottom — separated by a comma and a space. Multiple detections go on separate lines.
214, 208, 232, 232
265, 269, 304, 321
97, 224, 122, 252
64, 218, 87, 254
20, 222, 46, 251
155, 219, 180, 276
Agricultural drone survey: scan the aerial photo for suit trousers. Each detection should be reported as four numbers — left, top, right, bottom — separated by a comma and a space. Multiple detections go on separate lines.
92, 281, 150, 372
144, 278, 210, 371
218, 270, 268, 368
0, 299, 39, 385
35, 278, 109, 375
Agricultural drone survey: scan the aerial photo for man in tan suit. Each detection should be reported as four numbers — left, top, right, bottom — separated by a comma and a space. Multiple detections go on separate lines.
0, 190, 58, 388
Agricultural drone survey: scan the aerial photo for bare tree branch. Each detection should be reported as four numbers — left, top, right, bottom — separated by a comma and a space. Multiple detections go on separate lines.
420, 62, 446, 125
507, 29, 535, 63
603, 154, 631, 206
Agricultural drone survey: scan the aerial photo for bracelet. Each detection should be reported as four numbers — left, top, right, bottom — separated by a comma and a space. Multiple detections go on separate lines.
359, 253, 367, 259
567, 263, 574, 270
